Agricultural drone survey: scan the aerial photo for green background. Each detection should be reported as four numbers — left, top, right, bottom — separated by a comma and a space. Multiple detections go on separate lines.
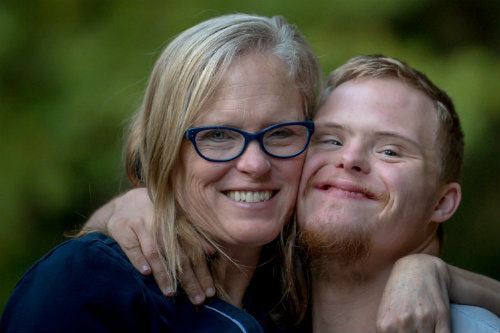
1, 0, 499, 312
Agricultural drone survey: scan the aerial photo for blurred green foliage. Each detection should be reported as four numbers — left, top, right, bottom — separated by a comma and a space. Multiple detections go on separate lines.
1, 0, 499, 311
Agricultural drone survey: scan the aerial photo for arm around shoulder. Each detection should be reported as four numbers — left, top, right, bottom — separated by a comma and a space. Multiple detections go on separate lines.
449, 264, 500, 317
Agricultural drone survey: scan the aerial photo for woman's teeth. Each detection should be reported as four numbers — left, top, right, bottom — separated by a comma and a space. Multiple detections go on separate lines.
225, 191, 274, 203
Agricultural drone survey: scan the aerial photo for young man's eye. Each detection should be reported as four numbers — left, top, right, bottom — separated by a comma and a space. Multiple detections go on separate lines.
314, 135, 343, 146
330, 140, 342, 146
381, 149, 399, 157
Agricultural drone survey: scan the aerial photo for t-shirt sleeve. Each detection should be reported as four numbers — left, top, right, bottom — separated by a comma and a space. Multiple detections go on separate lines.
451, 304, 500, 333
0, 235, 152, 333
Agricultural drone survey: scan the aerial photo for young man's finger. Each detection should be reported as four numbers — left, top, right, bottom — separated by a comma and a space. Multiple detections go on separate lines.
179, 252, 205, 305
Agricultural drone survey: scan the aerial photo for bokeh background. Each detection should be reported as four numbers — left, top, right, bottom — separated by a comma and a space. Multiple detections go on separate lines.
1, 0, 499, 311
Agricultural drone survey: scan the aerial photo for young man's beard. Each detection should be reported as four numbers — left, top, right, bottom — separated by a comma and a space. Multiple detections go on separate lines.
298, 221, 371, 282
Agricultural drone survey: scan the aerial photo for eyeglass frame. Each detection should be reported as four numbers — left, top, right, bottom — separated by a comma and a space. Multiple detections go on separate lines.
184, 121, 315, 162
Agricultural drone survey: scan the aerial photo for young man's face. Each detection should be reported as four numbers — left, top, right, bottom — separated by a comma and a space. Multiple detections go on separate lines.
297, 77, 457, 263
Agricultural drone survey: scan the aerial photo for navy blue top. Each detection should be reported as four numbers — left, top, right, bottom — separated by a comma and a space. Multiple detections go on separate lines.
0, 233, 289, 333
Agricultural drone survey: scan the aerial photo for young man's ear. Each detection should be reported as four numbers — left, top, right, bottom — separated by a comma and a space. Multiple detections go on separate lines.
431, 182, 461, 223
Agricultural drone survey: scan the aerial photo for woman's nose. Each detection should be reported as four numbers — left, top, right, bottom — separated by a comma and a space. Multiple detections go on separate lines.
235, 141, 271, 177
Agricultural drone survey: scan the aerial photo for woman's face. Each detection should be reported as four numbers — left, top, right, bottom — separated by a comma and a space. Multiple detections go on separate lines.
174, 52, 305, 252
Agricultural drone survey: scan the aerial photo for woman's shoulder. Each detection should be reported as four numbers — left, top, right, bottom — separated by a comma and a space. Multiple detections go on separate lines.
43, 232, 125, 258
17, 232, 150, 304
42, 232, 128, 262
21, 232, 135, 279
0, 233, 156, 333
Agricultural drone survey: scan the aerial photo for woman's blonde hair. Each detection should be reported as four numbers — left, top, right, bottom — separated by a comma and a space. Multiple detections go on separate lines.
125, 13, 322, 303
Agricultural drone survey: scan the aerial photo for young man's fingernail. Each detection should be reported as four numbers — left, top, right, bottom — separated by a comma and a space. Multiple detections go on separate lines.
194, 295, 204, 304
165, 286, 175, 295
142, 265, 150, 273
206, 287, 215, 297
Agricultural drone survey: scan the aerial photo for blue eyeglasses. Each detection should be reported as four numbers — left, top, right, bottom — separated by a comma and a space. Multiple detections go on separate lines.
185, 121, 314, 162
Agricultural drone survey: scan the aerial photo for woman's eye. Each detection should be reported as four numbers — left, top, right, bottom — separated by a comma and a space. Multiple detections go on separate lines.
268, 128, 292, 138
210, 130, 226, 139
198, 129, 236, 142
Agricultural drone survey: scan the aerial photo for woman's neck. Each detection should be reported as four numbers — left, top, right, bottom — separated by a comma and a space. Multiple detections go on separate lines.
215, 246, 262, 308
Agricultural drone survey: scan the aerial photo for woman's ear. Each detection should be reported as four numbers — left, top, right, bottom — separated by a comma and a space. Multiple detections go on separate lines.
431, 182, 462, 223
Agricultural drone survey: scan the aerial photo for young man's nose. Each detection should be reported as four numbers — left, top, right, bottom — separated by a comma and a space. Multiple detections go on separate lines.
335, 144, 370, 174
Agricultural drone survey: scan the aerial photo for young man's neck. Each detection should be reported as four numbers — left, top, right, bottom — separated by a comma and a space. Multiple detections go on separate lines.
309, 235, 442, 333
310, 257, 394, 333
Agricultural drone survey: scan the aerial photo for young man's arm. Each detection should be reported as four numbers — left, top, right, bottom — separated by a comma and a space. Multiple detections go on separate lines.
377, 254, 500, 333
80, 188, 215, 304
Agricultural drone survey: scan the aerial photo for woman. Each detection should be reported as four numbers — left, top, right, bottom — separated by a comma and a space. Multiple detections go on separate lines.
1, 14, 321, 333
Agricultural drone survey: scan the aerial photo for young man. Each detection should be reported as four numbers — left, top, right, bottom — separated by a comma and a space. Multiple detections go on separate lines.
295, 55, 500, 332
